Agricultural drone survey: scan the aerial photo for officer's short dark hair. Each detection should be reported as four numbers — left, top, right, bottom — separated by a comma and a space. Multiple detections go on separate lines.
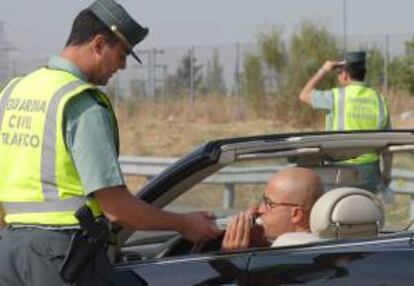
65, 9, 119, 47
344, 63, 366, 81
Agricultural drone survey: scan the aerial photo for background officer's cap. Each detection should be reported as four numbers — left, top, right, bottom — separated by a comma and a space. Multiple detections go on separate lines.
88, 0, 149, 64
343, 51, 366, 65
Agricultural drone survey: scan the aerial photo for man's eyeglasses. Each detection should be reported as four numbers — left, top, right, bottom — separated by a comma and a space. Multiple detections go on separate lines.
262, 195, 300, 211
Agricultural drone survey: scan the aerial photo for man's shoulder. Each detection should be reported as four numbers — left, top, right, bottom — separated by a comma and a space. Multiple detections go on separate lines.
271, 232, 320, 247
65, 89, 108, 118
310, 89, 334, 110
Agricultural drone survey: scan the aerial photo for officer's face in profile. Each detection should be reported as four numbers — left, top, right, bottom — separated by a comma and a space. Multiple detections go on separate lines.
90, 36, 128, 85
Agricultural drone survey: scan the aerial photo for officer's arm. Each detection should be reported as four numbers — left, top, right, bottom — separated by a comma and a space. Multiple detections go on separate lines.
94, 186, 222, 243
299, 61, 337, 105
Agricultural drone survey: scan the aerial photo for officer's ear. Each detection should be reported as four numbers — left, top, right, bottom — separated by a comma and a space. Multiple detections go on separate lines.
91, 34, 107, 57
342, 70, 352, 83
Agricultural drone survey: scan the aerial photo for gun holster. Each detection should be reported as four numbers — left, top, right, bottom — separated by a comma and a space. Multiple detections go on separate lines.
59, 205, 110, 283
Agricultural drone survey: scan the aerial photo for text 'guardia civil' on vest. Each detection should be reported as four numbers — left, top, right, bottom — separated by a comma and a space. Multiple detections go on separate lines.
6, 98, 47, 113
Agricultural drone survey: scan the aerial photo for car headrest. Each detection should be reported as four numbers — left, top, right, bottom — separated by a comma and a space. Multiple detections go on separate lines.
310, 187, 384, 239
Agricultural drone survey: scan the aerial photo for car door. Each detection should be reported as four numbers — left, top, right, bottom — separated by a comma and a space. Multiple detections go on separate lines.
110, 252, 251, 286
246, 237, 414, 285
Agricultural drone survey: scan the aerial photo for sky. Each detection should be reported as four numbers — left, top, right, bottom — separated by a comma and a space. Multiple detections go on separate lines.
0, 0, 414, 57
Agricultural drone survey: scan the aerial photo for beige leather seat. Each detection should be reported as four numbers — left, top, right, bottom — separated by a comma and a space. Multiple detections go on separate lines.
271, 232, 320, 247
310, 187, 384, 239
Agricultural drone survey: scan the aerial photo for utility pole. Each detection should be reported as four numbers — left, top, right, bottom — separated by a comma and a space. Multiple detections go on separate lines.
189, 46, 195, 105
343, 0, 347, 52
151, 48, 165, 100
234, 43, 240, 98
136, 49, 166, 100
0, 22, 17, 85
154, 63, 167, 100
234, 43, 242, 119
383, 34, 389, 96
135, 50, 151, 98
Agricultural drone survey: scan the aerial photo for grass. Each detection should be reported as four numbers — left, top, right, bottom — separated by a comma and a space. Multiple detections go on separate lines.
117, 91, 414, 157
384, 195, 410, 230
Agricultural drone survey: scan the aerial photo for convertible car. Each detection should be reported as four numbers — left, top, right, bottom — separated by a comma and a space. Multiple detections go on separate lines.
109, 130, 414, 286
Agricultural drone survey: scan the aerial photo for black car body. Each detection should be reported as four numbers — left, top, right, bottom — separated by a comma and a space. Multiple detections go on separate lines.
110, 130, 414, 286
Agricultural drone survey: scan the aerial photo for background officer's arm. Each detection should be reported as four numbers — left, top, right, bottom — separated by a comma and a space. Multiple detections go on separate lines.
94, 186, 222, 243
299, 60, 338, 104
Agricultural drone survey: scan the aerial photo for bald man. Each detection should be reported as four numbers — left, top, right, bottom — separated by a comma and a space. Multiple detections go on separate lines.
221, 167, 323, 251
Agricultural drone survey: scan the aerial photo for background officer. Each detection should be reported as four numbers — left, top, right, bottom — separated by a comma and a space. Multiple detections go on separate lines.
0, 0, 221, 285
299, 51, 391, 192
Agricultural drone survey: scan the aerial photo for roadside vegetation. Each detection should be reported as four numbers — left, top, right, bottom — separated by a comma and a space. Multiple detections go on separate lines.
2, 20, 414, 228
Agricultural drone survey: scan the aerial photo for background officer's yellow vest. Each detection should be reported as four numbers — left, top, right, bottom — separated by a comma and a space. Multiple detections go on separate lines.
327, 84, 388, 165
0, 68, 118, 226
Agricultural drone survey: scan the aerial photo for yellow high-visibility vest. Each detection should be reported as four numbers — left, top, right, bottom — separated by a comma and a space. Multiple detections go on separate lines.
327, 84, 388, 165
0, 68, 118, 226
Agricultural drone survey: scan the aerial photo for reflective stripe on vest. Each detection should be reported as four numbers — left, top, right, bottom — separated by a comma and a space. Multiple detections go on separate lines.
0, 80, 87, 215
0, 79, 21, 130
337, 87, 346, 130
377, 93, 385, 129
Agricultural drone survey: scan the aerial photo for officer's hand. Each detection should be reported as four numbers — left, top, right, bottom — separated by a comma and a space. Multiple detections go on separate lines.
321, 60, 341, 73
180, 212, 223, 243
221, 212, 252, 251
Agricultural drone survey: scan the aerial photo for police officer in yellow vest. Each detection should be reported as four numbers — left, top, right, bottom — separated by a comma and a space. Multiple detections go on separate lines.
0, 1, 221, 285
299, 51, 391, 193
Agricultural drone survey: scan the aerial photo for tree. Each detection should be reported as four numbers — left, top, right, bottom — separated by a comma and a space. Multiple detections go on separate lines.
242, 53, 265, 111
388, 38, 414, 94
257, 26, 286, 91
286, 21, 340, 91
203, 49, 226, 94
281, 21, 340, 122
259, 26, 286, 72
365, 46, 385, 90
167, 49, 203, 95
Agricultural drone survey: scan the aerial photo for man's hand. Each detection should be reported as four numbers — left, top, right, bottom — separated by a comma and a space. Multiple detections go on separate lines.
245, 207, 267, 247
299, 59, 344, 104
320, 60, 344, 75
180, 212, 223, 243
221, 212, 252, 251
95, 186, 222, 243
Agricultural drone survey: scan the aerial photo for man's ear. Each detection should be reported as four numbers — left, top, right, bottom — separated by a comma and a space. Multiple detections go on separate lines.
343, 71, 352, 82
91, 34, 106, 56
291, 207, 304, 224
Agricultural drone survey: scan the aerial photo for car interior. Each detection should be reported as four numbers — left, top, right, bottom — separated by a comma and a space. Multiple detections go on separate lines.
113, 133, 414, 265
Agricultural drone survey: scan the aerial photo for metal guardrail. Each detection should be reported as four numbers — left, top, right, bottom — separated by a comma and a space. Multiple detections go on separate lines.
119, 156, 414, 219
